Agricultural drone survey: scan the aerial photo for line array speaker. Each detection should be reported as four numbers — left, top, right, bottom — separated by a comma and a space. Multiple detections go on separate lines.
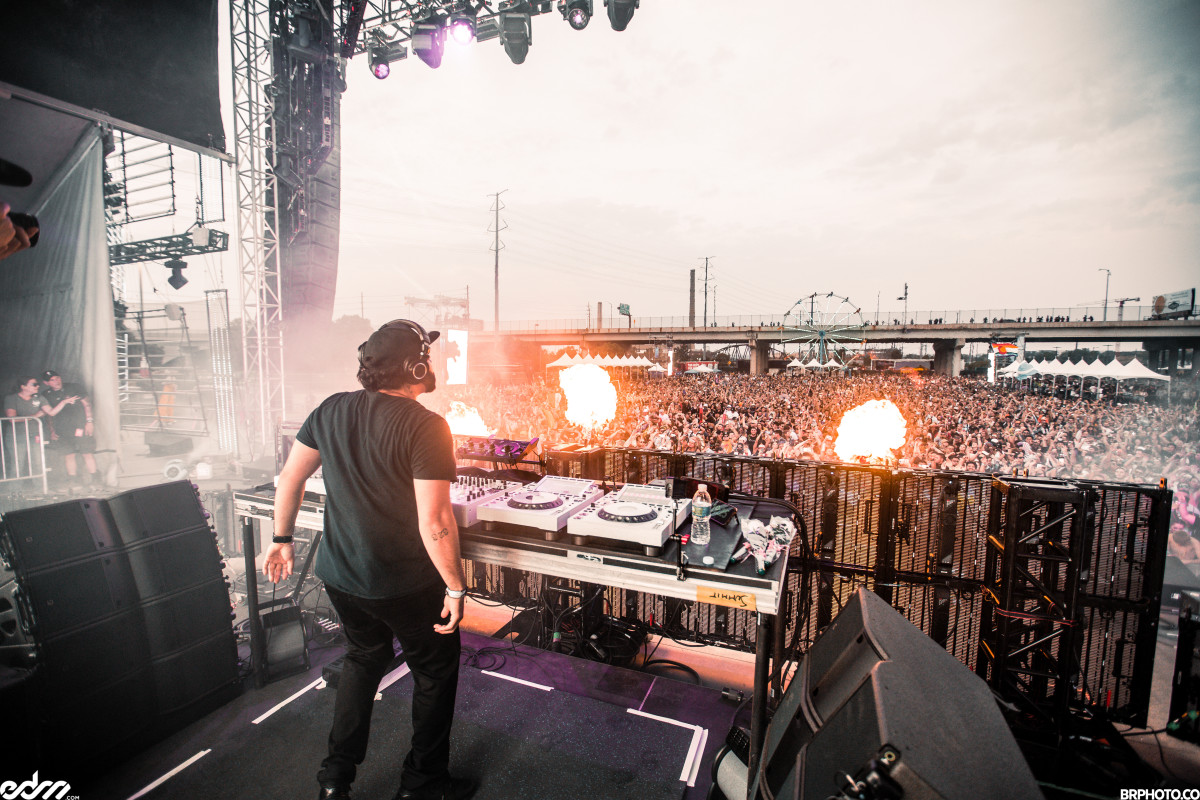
0, 481, 240, 780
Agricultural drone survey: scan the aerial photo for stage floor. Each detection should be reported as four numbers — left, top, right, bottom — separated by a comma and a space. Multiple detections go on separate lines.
77, 630, 742, 800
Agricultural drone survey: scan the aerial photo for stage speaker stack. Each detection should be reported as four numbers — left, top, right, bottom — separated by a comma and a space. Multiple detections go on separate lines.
724, 588, 1042, 800
0, 481, 240, 780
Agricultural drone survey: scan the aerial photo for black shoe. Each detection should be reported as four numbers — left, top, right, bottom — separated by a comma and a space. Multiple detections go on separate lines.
393, 777, 478, 800
319, 785, 352, 800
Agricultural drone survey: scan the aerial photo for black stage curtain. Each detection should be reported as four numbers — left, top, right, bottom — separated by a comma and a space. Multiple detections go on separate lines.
0, 0, 225, 154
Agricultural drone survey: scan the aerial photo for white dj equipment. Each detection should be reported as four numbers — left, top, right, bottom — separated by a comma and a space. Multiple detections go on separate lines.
275, 475, 327, 495
450, 475, 526, 528
567, 483, 692, 555
476, 475, 605, 535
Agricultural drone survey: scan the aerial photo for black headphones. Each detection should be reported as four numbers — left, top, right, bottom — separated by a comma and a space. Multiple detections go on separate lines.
379, 319, 433, 381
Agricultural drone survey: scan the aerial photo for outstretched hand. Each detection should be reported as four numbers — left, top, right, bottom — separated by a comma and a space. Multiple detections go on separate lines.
434, 594, 463, 634
262, 542, 294, 583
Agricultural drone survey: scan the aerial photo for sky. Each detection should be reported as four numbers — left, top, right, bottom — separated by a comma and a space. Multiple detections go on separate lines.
141, 0, 1200, 331
328, 0, 1200, 328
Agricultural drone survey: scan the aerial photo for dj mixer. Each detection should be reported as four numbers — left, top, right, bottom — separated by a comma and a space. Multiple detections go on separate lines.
450, 475, 526, 528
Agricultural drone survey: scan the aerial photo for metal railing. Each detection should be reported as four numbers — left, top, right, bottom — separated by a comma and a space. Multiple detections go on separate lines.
0, 417, 49, 494
495, 304, 1190, 332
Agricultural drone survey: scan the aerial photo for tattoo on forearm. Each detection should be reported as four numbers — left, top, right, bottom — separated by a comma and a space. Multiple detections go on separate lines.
430, 527, 449, 541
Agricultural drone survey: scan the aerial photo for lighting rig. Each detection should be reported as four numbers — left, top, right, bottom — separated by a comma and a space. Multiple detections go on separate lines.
339, 0, 640, 75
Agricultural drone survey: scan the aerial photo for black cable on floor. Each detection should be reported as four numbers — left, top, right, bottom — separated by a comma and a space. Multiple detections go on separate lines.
641, 658, 701, 684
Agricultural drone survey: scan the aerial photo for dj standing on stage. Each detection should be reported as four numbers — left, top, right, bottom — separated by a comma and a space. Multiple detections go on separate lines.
264, 319, 476, 800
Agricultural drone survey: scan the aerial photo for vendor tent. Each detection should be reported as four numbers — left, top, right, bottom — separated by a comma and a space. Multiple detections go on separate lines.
1114, 358, 1171, 382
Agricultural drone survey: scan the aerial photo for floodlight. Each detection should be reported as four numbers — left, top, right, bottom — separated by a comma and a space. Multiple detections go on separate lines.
164, 258, 188, 290
605, 0, 638, 31
498, 0, 532, 64
558, 0, 592, 30
412, 19, 446, 68
448, 10, 477, 44
368, 43, 390, 78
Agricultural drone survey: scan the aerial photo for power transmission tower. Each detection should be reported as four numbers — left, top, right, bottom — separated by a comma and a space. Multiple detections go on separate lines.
489, 190, 508, 331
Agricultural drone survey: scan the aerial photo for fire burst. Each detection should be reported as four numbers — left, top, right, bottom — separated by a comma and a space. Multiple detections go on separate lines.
445, 401, 493, 436
559, 364, 617, 432
834, 399, 907, 463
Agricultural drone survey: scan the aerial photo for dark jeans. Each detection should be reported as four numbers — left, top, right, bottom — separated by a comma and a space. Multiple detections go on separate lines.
319, 583, 461, 794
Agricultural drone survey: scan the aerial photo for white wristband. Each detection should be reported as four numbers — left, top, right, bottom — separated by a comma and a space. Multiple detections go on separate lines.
445, 587, 466, 599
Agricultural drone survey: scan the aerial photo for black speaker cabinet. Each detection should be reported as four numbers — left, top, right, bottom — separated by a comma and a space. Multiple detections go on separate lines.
0, 573, 36, 668
1, 497, 122, 571
107, 480, 209, 543
755, 588, 1042, 800
0, 482, 240, 777
261, 598, 310, 677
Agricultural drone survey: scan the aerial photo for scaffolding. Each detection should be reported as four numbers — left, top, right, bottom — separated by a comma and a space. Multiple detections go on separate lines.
120, 308, 211, 438
979, 478, 1094, 725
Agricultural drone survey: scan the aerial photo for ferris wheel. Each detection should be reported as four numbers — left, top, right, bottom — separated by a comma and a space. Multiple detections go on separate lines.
780, 292, 867, 365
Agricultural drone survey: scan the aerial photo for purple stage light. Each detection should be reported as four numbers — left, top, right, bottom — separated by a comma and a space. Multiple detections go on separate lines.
567, 7, 588, 29
368, 44, 390, 79
449, 18, 475, 44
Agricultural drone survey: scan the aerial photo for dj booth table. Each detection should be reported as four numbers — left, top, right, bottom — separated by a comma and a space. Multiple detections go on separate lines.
233, 486, 792, 795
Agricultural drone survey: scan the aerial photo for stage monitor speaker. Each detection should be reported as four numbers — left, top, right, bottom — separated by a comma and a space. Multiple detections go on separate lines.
145, 431, 193, 457
753, 588, 1041, 800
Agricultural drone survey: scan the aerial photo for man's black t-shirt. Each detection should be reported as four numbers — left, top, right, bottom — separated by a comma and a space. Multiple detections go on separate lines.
296, 391, 457, 599
42, 383, 88, 433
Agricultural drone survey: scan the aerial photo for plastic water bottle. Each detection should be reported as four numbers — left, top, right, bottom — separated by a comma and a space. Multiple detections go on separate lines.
691, 484, 713, 546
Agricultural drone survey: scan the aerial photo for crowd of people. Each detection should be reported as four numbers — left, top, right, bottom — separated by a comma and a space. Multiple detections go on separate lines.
428, 368, 1200, 562
433, 370, 1196, 483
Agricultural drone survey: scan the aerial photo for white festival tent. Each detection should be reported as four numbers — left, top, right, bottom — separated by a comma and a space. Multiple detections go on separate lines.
786, 358, 804, 369
1000, 357, 1171, 385
548, 352, 660, 370
1114, 358, 1171, 382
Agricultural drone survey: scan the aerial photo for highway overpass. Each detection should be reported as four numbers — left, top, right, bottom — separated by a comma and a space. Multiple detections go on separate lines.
470, 317, 1200, 376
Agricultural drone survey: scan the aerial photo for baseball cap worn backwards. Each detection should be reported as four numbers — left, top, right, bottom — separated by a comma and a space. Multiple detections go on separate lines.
360, 322, 439, 368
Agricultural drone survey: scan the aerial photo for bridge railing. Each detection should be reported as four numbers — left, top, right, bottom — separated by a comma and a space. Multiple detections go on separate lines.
497, 304, 1185, 332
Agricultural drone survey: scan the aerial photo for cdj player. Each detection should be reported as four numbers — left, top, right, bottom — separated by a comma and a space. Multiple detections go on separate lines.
567, 483, 692, 556
475, 474, 605, 537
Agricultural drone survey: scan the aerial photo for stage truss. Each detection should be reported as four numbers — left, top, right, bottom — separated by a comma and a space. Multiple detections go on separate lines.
231, 0, 286, 455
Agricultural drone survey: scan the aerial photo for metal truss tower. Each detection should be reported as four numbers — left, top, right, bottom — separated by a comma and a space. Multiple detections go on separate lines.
231, 0, 286, 454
